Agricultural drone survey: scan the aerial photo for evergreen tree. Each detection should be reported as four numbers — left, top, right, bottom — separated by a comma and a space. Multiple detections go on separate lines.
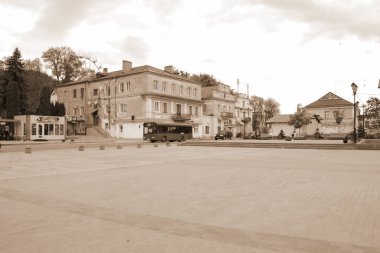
35, 86, 52, 115
6, 81, 21, 119
4, 48, 28, 115
50, 102, 66, 116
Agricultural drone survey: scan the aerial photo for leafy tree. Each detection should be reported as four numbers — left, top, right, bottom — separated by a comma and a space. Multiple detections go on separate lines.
251, 95, 264, 132
190, 73, 218, 87
263, 98, 280, 121
173, 68, 190, 78
24, 58, 43, 72
4, 48, 28, 114
365, 97, 380, 136
42, 46, 83, 83
288, 105, 311, 132
35, 86, 52, 115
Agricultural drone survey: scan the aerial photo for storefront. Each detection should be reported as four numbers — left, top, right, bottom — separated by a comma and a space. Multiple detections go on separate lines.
14, 115, 66, 141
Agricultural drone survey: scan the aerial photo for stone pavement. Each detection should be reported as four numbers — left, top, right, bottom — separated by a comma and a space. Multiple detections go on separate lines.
0, 145, 380, 252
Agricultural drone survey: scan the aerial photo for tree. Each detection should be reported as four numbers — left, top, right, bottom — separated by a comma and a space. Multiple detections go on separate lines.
250, 95, 264, 132
6, 81, 21, 119
35, 86, 52, 115
190, 73, 218, 87
42, 46, 83, 83
288, 105, 311, 132
4, 48, 28, 115
24, 58, 43, 72
173, 68, 190, 78
50, 102, 66, 116
263, 98, 280, 121
365, 97, 380, 137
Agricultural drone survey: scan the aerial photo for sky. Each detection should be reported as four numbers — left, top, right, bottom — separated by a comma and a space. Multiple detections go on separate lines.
1, 0, 380, 113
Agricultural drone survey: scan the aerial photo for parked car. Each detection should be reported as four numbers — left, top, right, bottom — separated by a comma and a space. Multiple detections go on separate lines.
215, 131, 232, 140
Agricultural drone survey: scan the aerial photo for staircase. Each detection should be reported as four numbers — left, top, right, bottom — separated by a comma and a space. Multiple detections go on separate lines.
180, 141, 380, 150
86, 126, 111, 139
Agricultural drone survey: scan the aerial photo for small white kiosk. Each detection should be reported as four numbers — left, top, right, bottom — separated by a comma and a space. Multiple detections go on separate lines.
14, 115, 66, 141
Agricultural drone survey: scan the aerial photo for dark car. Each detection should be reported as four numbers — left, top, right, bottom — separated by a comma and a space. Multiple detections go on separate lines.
215, 131, 232, 140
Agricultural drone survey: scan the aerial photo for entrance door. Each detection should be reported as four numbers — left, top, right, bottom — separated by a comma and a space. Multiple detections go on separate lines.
38, 124, 43, 138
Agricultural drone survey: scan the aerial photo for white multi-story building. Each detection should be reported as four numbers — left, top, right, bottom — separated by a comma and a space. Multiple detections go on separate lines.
54, 61, 203, 139
234, 93, 253, 137
201, 83, 235, 139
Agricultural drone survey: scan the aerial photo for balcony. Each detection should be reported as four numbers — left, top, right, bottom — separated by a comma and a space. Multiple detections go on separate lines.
220, 112, 234, 118
172, 113, 192, 121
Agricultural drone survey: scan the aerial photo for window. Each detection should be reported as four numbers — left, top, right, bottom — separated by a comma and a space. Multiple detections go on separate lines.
205, 126, 210, 134
194, 126, 199, 134
107, 87, 111, 96
126, 82, 131, 91
80, 107, 84, 115
242, 101, 246, 107
179, 85, 183, 95
32, 124, 36, 135
120, 125, 123, 133
189, 106, 193, 115
193, 88, 197, 97
119, 104, 127, 113
163, 102, 168, 113
171, 83, 176, 94
59, 124, 64, 135
195, 107, 199, 116
218, 105, 221, 112
187, 87, 191, 96
176, 104, 182, 114
73, 107, 78, 116
154, 101, 160, 112
80, 88, 84, 99
64, 91, 68, 97
119, 82, 124, 92
162, 82, 167, 92
73, 89, 77, 98
154, 80, 159, 91
55, 124, 59, 135
93, 89, 98, 96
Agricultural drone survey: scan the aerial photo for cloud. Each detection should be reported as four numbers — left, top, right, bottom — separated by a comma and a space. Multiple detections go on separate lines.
112, 35, 150, 63
214, 0, 380, 42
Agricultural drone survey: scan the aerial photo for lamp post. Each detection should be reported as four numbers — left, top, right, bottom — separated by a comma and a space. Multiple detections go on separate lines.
351, 82, 358, 143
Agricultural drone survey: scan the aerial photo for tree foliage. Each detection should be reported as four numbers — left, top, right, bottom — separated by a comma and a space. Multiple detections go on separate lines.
35, 86, 52, 115
288, 108, 312, 130
42, 46, 83, 83
24, 58, 43, 72
263, 98, 280, 121
6, 81, 21, 119
366, 97, 380, 120
50, 102, 66, 116
190, 73, 218, 87
4, 48, 28, 115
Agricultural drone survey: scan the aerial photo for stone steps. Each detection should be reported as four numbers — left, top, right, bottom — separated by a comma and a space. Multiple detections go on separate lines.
181, 141, 380, 150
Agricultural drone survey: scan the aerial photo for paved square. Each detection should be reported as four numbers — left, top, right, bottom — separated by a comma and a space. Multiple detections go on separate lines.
1, 145, 380, 252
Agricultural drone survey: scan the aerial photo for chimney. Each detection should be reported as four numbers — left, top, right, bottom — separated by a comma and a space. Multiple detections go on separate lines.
164, 65, 174, 74
123, 60, 132, 72
103, 68, 108, 73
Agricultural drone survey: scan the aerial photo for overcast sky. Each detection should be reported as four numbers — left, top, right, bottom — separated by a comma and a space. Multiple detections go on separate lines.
1, 0, 380, 113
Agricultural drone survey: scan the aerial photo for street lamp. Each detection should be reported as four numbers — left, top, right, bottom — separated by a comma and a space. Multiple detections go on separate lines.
351, 82, 358, 143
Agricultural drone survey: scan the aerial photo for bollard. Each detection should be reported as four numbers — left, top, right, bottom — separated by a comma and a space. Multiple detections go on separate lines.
25, 147, 32, 154
137, 144, 142, 148
154, 144, 158, 147
166, 142, 170, 147
117, 145, 122, 149
100, 145, 105, 150
78, 146, 85, 151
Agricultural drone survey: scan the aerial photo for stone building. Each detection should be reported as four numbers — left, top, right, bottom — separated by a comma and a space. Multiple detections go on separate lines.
54, 61, 203, 139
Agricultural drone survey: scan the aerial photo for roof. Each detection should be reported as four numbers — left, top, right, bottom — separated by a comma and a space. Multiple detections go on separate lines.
304, 92, 353, 109
266, 114, 291, 123
56, 65, 201, 87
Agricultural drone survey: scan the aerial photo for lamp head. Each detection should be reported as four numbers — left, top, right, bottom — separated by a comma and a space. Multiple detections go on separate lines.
351, 82, 358, 93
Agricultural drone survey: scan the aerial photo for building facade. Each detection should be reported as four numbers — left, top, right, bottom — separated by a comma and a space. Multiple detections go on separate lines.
54, 61, 203, 139
234, 93, 252, 137
201, 83, 236, 139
